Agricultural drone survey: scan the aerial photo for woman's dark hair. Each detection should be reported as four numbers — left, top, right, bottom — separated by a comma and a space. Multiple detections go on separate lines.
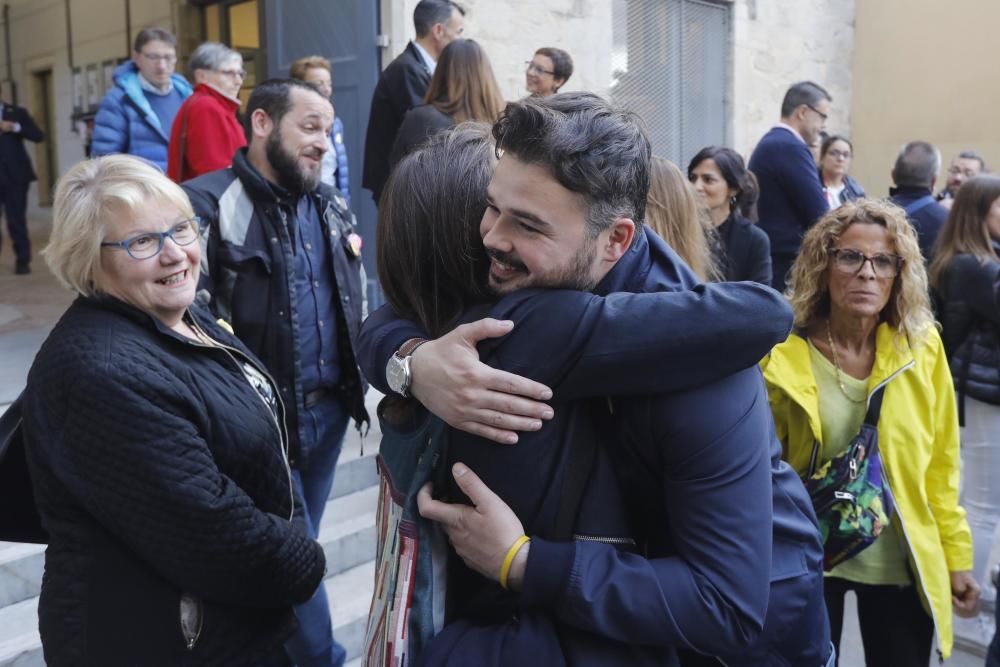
535, 47, 574, 88
687, 146, 759, 220
820, 134, 853, 159
377, 123, 495, 338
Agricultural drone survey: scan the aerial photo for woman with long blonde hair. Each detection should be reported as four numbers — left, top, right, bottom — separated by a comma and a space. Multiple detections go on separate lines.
389, 39, 504, 168
645, 157, 720, 281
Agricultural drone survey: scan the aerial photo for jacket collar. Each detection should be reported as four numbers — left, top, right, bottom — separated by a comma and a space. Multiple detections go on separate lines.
82, 292, 215, 344
889, 184, 932, 199
194, 82, 241, 109
764, 322, 916, 435
594, 225, 700, 296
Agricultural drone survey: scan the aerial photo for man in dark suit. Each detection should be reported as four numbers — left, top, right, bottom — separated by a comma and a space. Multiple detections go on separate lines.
748, 81, 831, 293
888, 141, 949, 263
362, 0, 465, 204
0, 97, 44, 274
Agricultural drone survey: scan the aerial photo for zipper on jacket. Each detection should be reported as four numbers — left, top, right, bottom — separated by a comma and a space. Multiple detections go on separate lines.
867, 360, 946, 655
187, 319, 296, 521
572, 534, 637, 547
179, 593, 204, 650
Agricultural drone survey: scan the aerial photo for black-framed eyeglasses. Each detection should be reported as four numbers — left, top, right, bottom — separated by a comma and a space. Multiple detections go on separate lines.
525, 61, 555, 76
829, 248, 903, 278
101, 217, 203, 260
806, 104, 828, 121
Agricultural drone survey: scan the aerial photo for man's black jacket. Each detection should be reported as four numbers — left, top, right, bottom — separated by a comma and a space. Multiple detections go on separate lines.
184, 149, 369, 461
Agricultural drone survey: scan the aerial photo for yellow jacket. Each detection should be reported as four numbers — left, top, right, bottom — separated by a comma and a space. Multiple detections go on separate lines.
760, 323, 973, 659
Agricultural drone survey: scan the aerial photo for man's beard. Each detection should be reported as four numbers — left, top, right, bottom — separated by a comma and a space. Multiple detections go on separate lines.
486, 234, 599, 294
265, 130, 321, 195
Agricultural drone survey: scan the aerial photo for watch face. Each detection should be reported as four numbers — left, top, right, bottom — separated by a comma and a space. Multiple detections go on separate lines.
387, 355, 406, 394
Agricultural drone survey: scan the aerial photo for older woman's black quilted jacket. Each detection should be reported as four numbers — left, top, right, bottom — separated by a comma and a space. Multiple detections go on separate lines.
21, 295, 326, 666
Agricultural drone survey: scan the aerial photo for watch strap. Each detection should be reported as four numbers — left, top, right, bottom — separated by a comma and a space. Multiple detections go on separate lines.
397, 337, 428, 359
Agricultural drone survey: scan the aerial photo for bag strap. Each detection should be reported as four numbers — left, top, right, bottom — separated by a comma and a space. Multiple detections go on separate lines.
903, 194, 936, 218
863, 383, 888, 426
0, 393, 24, 459
553, 402, 600, 541
806, 383, 888, 478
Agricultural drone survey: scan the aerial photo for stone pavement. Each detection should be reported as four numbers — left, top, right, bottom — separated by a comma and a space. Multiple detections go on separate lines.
0, 218, 990, 666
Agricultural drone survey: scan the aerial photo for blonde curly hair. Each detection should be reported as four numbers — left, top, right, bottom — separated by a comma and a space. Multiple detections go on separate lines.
786, 198, 934, 344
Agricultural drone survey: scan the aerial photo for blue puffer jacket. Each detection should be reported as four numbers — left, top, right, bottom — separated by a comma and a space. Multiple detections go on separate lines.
92, 61, 192, 171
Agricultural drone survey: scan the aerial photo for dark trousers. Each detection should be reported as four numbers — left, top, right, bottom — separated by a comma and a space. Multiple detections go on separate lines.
988, 596, 1000, 667
824, 577, 933, 667
0, 185, 30, 264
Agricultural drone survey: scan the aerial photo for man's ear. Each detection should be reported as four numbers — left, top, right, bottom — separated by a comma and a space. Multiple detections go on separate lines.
603, 218, 636, 262
249, 109, 273, 141
930, 175, 937, 190
193, 69, 209, 85
431, 22, 445, 44
890, 168, 897, 186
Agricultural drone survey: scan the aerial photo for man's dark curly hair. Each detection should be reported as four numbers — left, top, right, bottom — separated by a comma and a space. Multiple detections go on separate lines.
491, 92, 651, 238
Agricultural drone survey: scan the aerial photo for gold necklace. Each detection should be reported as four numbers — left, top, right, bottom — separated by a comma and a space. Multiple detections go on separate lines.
825, 319, 867, 404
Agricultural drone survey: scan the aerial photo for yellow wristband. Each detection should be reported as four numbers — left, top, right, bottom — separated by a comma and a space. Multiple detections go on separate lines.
499, 535, 531, 591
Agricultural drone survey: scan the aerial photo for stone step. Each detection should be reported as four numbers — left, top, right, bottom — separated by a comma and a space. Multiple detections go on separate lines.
0, 560, 376, 667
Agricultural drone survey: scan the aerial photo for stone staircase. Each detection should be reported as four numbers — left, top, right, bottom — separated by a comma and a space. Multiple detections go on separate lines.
0, 394, 383, 666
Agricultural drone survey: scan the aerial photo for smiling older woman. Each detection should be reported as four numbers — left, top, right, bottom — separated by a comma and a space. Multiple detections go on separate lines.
760, 198, 977, 665
20, 154, 325, 666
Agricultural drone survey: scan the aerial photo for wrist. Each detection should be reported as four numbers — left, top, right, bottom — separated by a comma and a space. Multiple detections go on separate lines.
506, 541, 531, 592
385, 337, 428, 397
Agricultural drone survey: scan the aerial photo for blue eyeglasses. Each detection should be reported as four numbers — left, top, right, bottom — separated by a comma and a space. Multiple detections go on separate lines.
101, 217, 203, 260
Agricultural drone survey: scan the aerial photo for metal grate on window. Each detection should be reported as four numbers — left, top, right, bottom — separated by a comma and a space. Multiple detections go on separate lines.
610, 0, 730, 166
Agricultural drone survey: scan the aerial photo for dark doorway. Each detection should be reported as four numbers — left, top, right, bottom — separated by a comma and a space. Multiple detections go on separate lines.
263, 0, 381, 307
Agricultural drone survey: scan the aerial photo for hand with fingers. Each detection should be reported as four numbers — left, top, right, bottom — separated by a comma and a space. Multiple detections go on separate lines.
409, 318, 555, 444
417, 462, 532, 591
950, 570, 981, 617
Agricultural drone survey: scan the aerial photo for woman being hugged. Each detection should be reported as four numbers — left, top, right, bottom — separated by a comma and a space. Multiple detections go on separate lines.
22, 155, 325, 666
688, 146, 771, 284
929, 174, 1000, 647
760, 198, 977, 665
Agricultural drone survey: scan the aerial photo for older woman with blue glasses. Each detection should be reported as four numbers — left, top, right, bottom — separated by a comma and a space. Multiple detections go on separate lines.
20, 154, 324, 666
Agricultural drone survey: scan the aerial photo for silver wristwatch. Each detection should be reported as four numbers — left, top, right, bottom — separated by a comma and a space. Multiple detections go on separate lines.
386, 338, 427, 397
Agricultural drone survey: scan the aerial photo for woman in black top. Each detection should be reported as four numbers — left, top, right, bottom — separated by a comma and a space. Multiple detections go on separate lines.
929, 174, 1000, 649
688, 146, 772, 285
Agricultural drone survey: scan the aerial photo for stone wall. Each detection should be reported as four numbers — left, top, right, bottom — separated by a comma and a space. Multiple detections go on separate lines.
381, 0, 613, 102
730, 0, 856, 158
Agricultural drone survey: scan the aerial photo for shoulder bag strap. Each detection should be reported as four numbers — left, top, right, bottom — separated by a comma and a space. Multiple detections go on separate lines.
903, 194, 936, 218
863, 383, 887, 426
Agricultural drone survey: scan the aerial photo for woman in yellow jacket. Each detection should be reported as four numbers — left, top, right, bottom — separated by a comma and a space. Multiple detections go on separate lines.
760, 199, 978, 665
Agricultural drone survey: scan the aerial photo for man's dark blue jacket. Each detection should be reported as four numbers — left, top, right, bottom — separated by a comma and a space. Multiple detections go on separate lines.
749, 127, 828, 284
361, 229, 824, 664
889, 184, 949, 262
